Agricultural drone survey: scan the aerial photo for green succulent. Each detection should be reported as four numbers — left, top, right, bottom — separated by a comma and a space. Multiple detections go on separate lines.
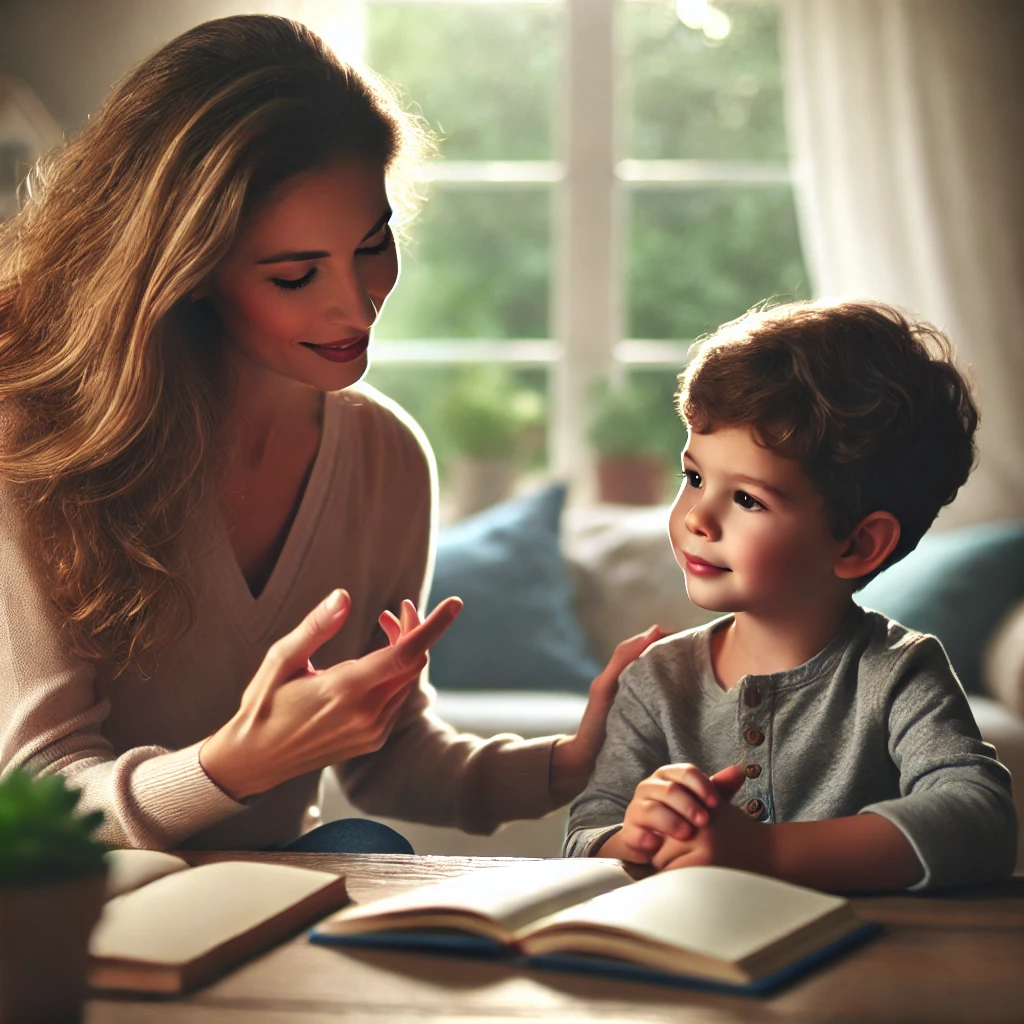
0, 770, 107, 886
440, 366, 545, 460
587, 376, 686, 459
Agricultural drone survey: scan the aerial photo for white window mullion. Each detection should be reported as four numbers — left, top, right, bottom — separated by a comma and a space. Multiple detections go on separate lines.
553, 0, 620, 501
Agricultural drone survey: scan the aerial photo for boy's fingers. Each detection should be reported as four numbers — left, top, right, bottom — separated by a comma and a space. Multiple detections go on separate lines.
653, 763, 720, 809
634, 798, 697, 841
710, 763, 747, 802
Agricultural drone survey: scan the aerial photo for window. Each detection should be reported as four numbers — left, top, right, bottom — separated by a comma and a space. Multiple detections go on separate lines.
335, 0, 807, 516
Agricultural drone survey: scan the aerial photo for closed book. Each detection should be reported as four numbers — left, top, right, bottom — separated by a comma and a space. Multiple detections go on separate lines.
89, 850, 348, 994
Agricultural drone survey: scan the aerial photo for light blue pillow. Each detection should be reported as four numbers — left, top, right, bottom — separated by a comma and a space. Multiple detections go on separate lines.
426, 483, 602, 693
856, 521, 1024, 693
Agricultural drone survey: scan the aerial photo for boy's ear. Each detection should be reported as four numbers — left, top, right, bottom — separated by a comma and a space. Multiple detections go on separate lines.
833, 511, 901, 581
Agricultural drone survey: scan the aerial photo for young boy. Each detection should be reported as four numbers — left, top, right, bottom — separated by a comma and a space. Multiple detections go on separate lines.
564, 300, 1018, 891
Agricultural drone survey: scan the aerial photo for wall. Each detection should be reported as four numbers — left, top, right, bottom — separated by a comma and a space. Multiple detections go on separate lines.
0, 0, 362, 133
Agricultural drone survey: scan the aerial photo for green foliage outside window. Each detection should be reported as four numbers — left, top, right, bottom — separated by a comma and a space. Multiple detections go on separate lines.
377, 186, 551, 340
628, 185, 809, 340
626, 0, 789, 160
367, 2, 561, 160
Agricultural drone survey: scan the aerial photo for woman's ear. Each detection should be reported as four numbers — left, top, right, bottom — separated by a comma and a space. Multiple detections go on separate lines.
833, 511, 901, 581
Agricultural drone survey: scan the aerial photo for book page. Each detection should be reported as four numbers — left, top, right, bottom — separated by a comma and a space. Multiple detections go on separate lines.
104, 849, 190, 900
320, 860, 631, 938
91, 860, 342, 965
523, 865, 850, 964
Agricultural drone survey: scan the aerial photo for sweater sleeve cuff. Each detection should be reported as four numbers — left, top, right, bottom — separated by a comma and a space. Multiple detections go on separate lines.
128, 741, 247, 848
563, 824, 623, 858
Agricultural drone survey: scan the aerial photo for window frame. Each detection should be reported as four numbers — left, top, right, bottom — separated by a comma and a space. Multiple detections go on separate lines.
360, 0, 797, 499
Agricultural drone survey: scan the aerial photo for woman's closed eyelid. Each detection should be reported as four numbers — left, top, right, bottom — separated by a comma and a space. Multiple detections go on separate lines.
270, 267, 317, 291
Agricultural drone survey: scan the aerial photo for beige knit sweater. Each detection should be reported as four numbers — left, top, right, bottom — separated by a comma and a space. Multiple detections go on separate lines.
0, 385, 558, 850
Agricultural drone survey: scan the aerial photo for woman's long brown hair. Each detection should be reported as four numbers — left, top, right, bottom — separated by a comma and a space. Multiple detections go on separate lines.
0, 15, 429, 673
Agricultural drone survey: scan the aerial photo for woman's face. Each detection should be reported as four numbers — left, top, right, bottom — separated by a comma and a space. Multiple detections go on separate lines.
203, 157, 398, 393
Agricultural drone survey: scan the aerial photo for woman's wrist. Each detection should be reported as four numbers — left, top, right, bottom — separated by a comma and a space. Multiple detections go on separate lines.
549, 734, 588, 807
199, 719, 267, 801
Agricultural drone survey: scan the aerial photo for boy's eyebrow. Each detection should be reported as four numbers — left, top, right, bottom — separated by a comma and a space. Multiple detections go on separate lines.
255, 207, 393, 264
732, 473, 788, 500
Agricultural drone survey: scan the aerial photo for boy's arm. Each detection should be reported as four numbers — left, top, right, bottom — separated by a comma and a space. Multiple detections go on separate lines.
654, 806, 925, 892
765, 813, 924, 891
562, 666, 670, 858
860, 634, 1017, 889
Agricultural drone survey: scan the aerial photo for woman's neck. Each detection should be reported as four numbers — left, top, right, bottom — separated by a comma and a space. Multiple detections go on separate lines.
224, 352, 323, 472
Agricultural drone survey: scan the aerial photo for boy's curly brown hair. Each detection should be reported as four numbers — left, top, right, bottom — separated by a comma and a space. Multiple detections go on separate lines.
677, 300, 979, 578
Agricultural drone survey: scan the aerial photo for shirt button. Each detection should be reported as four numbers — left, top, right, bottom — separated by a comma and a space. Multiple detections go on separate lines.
746, 798, 767, 819
744, 686, 762, 708
744, 727, 764, 746
744, 763, 762, 779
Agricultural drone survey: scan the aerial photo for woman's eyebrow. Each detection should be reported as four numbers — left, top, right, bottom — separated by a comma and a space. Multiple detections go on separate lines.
255, 208, 393, 265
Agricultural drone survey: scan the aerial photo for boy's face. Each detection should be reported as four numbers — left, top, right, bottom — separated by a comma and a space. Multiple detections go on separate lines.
669, 425, 849, 616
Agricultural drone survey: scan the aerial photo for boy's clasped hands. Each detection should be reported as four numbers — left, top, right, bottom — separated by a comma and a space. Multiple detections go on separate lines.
616, 762, 770, 873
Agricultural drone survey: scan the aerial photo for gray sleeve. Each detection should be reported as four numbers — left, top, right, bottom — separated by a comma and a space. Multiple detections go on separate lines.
860, 635, 1018, 890
563, 667, 670, 857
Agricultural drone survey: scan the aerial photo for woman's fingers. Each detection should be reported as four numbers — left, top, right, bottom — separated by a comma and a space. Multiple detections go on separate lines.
265, 589, 351, 681
379, 609, 402, 646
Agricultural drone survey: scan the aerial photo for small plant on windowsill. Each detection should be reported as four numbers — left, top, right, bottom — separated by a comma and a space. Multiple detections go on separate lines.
440, 366, 544, 518
0, 770, 109, 1024
588, 377, 685, 505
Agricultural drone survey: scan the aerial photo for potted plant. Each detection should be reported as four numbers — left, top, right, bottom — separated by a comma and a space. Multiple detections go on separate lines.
0, 771, 108, 1024
439, 366, 544, 518
588, 376, 685, 505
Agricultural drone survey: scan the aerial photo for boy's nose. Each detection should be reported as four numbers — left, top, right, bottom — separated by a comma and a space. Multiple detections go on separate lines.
685, 497, 720, 540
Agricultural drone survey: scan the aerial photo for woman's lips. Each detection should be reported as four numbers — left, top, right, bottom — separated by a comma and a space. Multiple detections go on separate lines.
302, 334, 369, 363
683, 553, 730, 576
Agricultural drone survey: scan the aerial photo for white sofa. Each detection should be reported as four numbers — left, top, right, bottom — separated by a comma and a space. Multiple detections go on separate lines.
319, 504, 1024, 872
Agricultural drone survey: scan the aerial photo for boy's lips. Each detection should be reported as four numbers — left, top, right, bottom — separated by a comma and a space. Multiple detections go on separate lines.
683, 552, 730, 575
301, 334, 370, 363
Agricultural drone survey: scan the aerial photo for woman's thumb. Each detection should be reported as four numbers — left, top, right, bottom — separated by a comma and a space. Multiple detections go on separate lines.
274, 589, 351, 675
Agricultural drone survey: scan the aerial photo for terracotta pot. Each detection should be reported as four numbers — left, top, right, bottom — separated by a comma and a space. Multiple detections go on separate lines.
596, 456, 668, 506
0, 872, 107, 1024
450, 457, 517, 518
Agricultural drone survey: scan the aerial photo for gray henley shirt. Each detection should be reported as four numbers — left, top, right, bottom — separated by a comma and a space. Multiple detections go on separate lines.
563, 606, 1017, 890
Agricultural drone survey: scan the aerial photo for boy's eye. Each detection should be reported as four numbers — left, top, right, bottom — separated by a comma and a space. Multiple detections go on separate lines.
271, 268, 317, 291
734, 490, 766, 511
684, 469, 702, 488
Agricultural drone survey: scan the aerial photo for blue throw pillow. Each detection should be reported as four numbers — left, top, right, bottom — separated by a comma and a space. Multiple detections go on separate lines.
856, 521, 1024, 693
426, 483, 602, 693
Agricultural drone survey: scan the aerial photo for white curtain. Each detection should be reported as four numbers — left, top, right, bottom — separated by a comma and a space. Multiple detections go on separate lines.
781, 0, 1024, 528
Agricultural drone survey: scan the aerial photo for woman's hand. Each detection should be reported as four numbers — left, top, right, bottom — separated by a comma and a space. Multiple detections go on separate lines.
199, 589, 462, 800
549, 625, 666, 807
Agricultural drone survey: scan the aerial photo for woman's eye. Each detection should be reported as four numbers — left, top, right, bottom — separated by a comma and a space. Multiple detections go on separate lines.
735, 491, 765, 511
357, 224, 393, 257
271, 268, 317, 291
684, 469, 702, 488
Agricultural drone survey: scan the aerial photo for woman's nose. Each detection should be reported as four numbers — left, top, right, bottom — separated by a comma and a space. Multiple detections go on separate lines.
324, 264, 377, 332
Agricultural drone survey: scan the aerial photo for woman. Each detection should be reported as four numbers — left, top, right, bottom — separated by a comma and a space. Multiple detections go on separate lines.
0, 15, 659, 852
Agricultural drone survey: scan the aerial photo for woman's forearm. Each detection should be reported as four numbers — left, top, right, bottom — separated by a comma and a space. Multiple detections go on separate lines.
766, 812, 924, 892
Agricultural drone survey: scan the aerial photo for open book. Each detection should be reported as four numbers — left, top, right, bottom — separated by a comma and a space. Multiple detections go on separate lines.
310, 859, 876, 994
89, 849, 348, 994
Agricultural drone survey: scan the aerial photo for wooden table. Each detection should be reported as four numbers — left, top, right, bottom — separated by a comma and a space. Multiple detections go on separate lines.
86, 853, 1024, 1024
